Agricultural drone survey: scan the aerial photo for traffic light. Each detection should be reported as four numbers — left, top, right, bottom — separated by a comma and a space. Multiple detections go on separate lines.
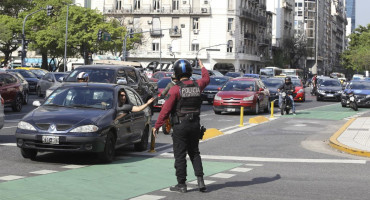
97, 30, 103, 41
129, 28, 134, 38
46, 5, 53, 16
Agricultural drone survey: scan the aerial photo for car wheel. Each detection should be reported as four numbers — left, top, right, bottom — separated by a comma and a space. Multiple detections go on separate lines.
23, 91, 29, 105
37, 87, 43, 97
12, 94, 22, 112
281, 103, 285, 115
161, 119, 171, 135
254, 102, 259, 114
341, 103, 346, 107
264, 101, 270, 113
316, 96, 321, 101
134, 126, 149, 151
98, 132, 115, 163
21, 148, 37, 160
208, 100, 213, 105
214, 110, 221, 115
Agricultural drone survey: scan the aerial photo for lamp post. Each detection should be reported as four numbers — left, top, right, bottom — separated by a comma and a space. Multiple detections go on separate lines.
194, 43, 229, 68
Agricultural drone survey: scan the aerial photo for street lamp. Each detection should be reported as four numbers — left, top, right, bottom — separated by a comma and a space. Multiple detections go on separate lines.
194, 43, 229, 68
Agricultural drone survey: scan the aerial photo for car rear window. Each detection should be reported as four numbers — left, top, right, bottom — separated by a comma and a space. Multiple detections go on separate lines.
157, 78, 171, 88
210, 77, 229, 85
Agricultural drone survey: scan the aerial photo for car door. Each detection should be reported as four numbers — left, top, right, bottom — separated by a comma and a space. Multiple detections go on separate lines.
124, 88, 146, 142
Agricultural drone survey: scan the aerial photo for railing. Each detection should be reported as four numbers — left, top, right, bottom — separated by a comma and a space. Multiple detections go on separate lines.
150, 29, 162, 37
169, 28, 182, 37
103, 4, 210, 15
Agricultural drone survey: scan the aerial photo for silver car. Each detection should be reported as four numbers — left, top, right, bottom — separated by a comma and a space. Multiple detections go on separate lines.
36, 72, 68, 97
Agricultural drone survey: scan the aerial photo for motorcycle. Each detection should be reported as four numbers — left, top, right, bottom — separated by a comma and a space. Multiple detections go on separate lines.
345, 91, 358, 111
280, 92, 293, 115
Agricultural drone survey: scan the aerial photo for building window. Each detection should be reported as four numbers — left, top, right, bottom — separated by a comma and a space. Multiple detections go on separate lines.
84, 0, 91, 9
134, 0, 141, 10
192, 40, 199, 51
227, 40, 233, 52
193, 18, 199, 30
152, 41, 160, 51
228, 18, 233, 32
153, 0, 160, 10
228, 0, 234, 10
298, 11, 302, 16
116, 0, 122, 10
173, 0, 179, 10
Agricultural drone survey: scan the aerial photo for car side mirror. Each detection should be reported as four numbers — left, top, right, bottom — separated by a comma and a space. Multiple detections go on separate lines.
58, 77, 64, 82
47, 78, 53, 82
32, 100, 41, 107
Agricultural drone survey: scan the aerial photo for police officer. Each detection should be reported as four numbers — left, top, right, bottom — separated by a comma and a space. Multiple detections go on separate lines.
152, 59, 210, 193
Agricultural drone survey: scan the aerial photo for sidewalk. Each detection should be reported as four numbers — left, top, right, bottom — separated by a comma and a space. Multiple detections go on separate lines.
330, 117, 370, 157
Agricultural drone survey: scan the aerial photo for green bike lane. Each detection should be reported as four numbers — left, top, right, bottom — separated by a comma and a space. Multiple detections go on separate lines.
0, 157, 241, 200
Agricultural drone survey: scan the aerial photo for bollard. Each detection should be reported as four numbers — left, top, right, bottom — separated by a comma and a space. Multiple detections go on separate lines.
270, 100, 275, 118
239, 106, 244, 127
148, 129, 156, 153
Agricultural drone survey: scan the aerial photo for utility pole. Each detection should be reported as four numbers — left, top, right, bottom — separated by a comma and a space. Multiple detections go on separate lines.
313, 0, 319, 74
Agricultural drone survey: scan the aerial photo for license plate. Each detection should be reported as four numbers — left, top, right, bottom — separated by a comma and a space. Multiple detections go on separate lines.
326, 94, 334, 97
207, 94, 214, 98
226, 108, 236, 112
42, 136, 59, 144
29, 86, 35, 89
158, 99, 165, 105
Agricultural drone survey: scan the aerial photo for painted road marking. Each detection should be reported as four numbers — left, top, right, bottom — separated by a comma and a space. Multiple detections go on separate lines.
245, 164, 264, 167
0, 143, 16, 146
161, 186, 194, 192
30, 170, 58, 175
160, 153, 366, 164
61, 165, 87, 169
188, 179, 215, 185
230, 167, 253, 172
0, 175, 25, 181
129, 195, 165, 200
210, 173, 236, 179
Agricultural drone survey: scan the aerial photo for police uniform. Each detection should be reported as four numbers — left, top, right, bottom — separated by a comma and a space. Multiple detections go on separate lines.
154, 59, 210, 193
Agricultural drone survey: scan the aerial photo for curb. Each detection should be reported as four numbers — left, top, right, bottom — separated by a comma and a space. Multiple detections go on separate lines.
249, 116, 269, 124
329, 118, 370, 157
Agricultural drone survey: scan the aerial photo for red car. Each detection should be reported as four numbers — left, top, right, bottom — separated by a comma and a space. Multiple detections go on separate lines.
213, 78, 270, 114
153, 77, 172, 109
0, 72, 24, 112
150, 71, 173, 82
291, 78, 305, 102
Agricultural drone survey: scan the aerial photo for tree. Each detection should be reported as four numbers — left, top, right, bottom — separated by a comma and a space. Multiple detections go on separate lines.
342, 24, 370, 71
0, 15, 22, 66
282, 37, 308, 69
0, 0, 30, 17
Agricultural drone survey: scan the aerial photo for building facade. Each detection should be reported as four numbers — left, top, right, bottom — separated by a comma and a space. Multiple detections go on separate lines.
100, 0, 270, 73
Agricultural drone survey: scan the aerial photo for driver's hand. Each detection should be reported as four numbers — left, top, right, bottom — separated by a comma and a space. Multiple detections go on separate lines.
152, 128, 158, 138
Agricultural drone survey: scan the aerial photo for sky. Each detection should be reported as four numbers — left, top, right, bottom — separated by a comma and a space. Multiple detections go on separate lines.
355, 0, 370, 27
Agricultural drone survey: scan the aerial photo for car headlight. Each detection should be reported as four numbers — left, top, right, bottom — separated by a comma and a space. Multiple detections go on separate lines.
297, 89, 304, 93
70, 125, 99, 133
243, 96, 254, 101
317, 90, 325, 94
17, 121, 36, 131
214, 95, 222, 101
366, 95, 370, 98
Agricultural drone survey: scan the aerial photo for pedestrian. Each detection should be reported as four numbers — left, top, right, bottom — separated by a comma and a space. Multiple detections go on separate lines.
152, 59, 210, 193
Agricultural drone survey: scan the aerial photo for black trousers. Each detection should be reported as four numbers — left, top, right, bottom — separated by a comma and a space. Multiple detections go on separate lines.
172, 119, 204, 184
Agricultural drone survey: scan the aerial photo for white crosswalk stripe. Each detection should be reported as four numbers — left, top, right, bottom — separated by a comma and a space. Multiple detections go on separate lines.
210, 173, 236, 179
0, 175, 25, 181
129, 195, 166, 200
30, 170, 58, 175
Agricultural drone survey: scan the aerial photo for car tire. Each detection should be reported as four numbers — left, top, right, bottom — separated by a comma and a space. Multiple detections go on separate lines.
21, 148, 37, 160
98, 132, 116, 163
316, 96, 321, 101
254, 102, 259, 114
134, 126, 149, 151
37, 87, 43, 97
214, 110, 221, 115
264, 101, 270, 113
12, 94, 22, 112
281, 103, 285, 115
23, 91, 29, 105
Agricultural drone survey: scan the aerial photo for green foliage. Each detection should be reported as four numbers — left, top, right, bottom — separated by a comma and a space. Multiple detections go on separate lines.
0, 15, 22, 65
0, 0, 30, 17
342, 24, 370, 71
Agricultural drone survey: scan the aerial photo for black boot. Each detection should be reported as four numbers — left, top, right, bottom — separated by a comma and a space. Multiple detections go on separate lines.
197, 176, 207, 192
170, 183, 187, 193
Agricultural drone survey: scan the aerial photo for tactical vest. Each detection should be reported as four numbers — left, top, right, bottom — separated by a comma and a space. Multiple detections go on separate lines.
175, 80, 202, 117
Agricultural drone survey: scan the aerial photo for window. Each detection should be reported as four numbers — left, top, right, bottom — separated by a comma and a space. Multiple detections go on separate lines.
193, 18, 199, 30
228, 18, 233, 32
134, 0, 141, 10
298, 2, 302, 7
173, 0, 179, 10
116, 0, 122, 10
192, 43, 199, 52
228, 0, 234, 10
152, 41, 160, 51
298, 11, 302, 16
126, 69, 138, 84
227, 40, 233, 52
153, 0, 160, 10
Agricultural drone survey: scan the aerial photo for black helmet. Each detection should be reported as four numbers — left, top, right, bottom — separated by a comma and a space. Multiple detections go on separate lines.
173, 59, 192, 80
285, 77, 291, 82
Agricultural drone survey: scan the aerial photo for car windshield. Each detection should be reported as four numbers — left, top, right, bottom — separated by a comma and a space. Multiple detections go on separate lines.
44, 87, 114, 109
12, 70, 37, 78
262, 79, 284, 88
157, 78, 172, 88
292, 79, 302, 87
320, 80, 341, 87
30, 69, 46, 76
349, 82, 370, 90
65, 69, 116, 83
212, 70, 224, 76
210, 77, 229, 85
222, 81, 255, 91
54, 73, 68, 80
225, 72, 241, 78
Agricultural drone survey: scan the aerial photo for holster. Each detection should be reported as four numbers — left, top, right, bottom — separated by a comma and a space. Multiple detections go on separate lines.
199, 125, 206, 139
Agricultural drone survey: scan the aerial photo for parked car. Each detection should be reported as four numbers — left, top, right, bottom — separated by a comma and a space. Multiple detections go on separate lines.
15, 83, 151, 163
54, 65, 156, 107
8, 71, 29, 104
201, 76, 231, 104
0, 95, 4, 129
225, 72, 244, 78
261, 78, 284, 106
16, 67, 47, 79
7, 69, 39, 93
150, 71, 173, 82
36, 72, 69, 97
193, 68, 224, 76
291, 79, 306, 102
153, 77, 172, 109
213, 78, 270, 114
0, 72, 24, 111
341, 80, 370, 107
316, 78, 342, 101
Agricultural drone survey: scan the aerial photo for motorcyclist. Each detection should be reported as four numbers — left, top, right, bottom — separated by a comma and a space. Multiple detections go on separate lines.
278, 77, 296, 115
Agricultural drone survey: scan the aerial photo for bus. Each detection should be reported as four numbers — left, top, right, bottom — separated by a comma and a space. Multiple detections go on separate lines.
282, 69, 303, 79
259, 66, 283, 77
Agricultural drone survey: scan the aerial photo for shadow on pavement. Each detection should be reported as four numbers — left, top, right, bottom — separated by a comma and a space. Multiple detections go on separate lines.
205, 174, 281, 192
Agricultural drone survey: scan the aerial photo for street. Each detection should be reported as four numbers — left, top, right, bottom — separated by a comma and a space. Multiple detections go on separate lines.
1, 88, 370, 200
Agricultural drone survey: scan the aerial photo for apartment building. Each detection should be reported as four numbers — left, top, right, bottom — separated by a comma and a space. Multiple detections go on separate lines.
100, 0, 270, 73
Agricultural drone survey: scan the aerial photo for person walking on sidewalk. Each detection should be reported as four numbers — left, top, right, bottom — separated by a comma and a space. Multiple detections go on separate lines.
152, 59, 210, 193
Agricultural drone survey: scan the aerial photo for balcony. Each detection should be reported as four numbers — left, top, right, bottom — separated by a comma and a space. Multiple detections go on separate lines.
169, 28, 182, 37
244, 32, 257, 40
258, 38, 270, 47
150, 29, 162, 37
192, 6, 211, 15
239, 8, 259, 23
